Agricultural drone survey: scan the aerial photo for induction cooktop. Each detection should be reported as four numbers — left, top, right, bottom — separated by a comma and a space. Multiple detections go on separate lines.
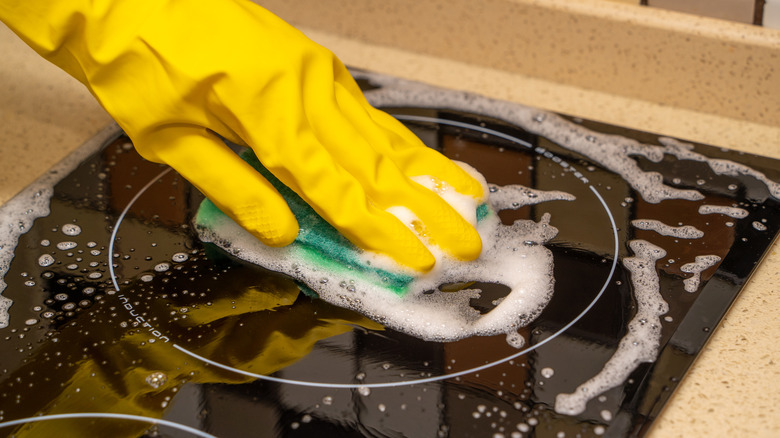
0, 72, 778, 438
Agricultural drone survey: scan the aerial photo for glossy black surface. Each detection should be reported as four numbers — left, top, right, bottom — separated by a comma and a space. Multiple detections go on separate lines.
0, 91, 779, 437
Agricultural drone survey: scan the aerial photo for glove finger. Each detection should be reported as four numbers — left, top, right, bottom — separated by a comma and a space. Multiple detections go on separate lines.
332, 63, 485, 200
310, 78, 483, 261
136, 126, 298, 247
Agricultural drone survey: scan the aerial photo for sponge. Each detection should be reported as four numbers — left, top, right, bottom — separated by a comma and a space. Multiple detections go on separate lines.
195, 149, 486, 296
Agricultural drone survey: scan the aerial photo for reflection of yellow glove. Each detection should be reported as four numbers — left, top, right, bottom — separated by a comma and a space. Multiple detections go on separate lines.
0, 0, 484, 271
4, 274, 382, 437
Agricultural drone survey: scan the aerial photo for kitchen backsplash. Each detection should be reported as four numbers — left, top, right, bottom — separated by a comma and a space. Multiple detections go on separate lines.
608, 0, 779, 28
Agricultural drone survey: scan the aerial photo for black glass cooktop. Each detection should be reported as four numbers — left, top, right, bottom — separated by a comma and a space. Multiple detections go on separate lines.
0, 72, 778, 438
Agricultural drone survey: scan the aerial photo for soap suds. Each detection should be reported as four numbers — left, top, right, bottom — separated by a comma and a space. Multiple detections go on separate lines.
631, 219, 704, 239
680, 255, 721, 293
555, 240, 668, 415
198, 175, 572, 346
698, 204, 749, 218
659, 137, 780, 199
488, 185, 576, 208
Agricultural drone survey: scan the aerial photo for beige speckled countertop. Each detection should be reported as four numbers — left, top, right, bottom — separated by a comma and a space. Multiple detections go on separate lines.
1, 0, 778, 436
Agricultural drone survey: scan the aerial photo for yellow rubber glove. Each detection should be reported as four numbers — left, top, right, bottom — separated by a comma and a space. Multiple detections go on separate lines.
0, 0, 485, 271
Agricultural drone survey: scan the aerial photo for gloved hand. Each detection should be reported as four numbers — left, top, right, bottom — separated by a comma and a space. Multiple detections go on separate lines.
0, 0, 485, 271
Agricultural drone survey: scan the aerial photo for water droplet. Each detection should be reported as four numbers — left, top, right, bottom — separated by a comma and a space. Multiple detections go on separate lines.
145, 371, 168, 389
358, 386, 371, 396
171, 252, 189, 263
540, 367, 554, 378
322, 396, 333, 405
154, 263, 170, 272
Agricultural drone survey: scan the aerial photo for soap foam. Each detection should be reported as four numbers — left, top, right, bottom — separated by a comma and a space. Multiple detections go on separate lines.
698, 204, 749, 218
555, 240, 668, 415
631, 219, 704, 239
680, 255, 721, 293
659, 137, 780, 199
198, 172, 571, 346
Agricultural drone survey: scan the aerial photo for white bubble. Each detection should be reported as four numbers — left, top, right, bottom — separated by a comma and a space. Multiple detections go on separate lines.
61, 224, 82, 236
145, 371, 168, 389
38, 254, 55, 267
322, 396, 333, 406
358, 386, 371, 396
540, 367, 554, 378
172, 252, 189, 263
753, 221, 767, 231
154, 263, 171, 272
56, 241, 78, 250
